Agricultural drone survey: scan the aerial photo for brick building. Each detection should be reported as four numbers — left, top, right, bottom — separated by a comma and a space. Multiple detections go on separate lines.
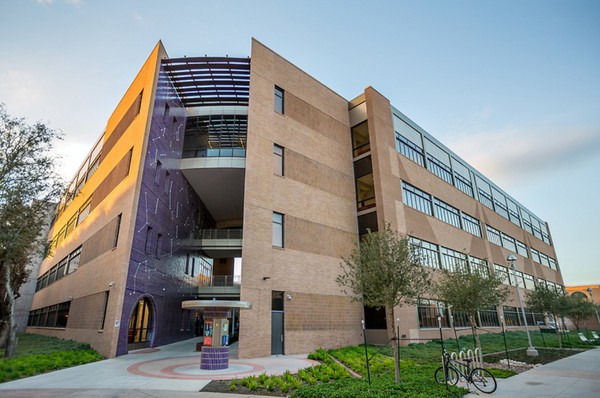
26, 39, 564, 358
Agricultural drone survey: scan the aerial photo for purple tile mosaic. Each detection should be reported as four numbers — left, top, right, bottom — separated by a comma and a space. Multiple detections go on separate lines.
116, 65, 214, 356
200, 346, 230, 370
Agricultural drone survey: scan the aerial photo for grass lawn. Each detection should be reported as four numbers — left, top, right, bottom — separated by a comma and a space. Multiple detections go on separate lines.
213, 330, 598, 397
0, 333, 104, 383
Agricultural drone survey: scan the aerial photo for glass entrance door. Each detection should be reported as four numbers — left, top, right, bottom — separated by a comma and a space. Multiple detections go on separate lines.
128, 298, 153, 349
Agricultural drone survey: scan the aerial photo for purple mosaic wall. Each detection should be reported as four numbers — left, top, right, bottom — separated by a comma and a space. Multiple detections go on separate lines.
116, 65, 213, 355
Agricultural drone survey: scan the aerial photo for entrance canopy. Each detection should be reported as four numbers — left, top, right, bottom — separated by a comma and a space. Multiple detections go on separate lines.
182, 300, 252, 310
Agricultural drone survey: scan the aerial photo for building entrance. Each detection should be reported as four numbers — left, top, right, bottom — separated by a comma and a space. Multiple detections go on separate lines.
128, 297, 154, 350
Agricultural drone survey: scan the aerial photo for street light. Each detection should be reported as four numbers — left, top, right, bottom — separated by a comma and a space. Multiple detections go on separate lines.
507, 253, 538, 356
586, 287, 600, 325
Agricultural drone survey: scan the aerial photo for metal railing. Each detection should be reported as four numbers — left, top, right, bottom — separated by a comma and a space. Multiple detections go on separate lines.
197, 229, 243, 240
209, 275, 242, 287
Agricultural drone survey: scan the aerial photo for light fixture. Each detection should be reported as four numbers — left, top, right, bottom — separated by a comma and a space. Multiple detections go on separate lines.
286, 294, 292, 301
507, 253, 538, 356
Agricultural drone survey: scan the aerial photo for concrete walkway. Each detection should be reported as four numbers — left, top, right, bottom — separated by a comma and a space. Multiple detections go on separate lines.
464, 347, 600, 397
0, 337, 317, 398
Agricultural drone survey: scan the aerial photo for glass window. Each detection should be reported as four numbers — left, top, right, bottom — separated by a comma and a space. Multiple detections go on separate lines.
513, 270, 526, 289
486, 225, 502, 246
393, 114, 423, 149
530, 248, 541, 263
402, 182, 433, 216
478, 306, 499, 327
501, 233, 517, 252
516, 240, 529, 258
273, 212, 284, 248
65, 214, 77, 236
424, 139, 452, 184
357, 173, 376, 210
503, 306, 522, 326
274, 144, 284, 176
56, 302, 70, 328
524, 274, 536, 290
417, 298, 449, 328
461, 212, 482, 237
492, 188, 509, 219
395, 133, 424, 166
410, 237, 440, 269
77, 199, 91, 226
521, 209, 534, 235
352, 122, 370, 157
539, 252, 550, 267
507, 199, 521, 226
433, 198, 461, 228
548, 257, 558, 270
440, 247, 467, 273
67, 247, 81, 274
476, 177, 494, 209
469, 256, 489, 276
274, 86, 284, 113
452, 158, 474, 197
494, 264, 511, 285
56, 258, 67, 281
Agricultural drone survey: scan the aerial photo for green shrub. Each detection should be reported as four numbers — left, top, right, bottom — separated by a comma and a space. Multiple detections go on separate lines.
228, 380, 238, 390
291, 374, 465, 398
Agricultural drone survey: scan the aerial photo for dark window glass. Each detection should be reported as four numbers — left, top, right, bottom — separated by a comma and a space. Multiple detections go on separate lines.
274, 144, 284, 176
274, 86, 284, 113
273, 212, 284, 248
272, 291, 284, 311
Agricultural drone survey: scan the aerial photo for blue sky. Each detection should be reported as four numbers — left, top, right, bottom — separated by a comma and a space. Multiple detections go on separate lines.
1, 0, 598, 285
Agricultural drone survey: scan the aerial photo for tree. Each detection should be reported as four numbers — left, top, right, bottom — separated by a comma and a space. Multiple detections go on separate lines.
434, 262, 509, 353
526, 284, 566, 348
563, 294, 597, 331
336, 223, 431, 383
0, 104, 63, 357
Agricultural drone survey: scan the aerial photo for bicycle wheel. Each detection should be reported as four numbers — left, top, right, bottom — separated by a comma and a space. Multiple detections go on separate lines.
434, 366, 459, 385
471, 367, 497, 394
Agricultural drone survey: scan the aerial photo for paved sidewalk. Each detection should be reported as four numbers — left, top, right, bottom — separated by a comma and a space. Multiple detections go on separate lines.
464, 347, 600, 398
0, 337, 316, 398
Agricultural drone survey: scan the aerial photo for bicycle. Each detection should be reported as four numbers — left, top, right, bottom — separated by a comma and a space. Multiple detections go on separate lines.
434, 350, 497, 394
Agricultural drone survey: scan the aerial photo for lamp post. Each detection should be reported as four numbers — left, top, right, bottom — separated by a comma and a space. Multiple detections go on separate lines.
507, 253, 538, 356
587, 287, 600, 325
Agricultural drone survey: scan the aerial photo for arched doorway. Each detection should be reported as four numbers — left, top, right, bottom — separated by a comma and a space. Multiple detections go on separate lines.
128, 297, 154, 350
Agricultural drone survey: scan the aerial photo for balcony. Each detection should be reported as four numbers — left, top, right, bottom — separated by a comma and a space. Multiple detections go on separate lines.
196, 274, 241, 299
179, 229, 242, 258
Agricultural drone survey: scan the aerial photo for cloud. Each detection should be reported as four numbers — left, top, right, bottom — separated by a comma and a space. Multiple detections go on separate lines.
0, 68, 44, 111
133, 12, 144, 25
449, 126, 600, 185
35, 0, 82, 6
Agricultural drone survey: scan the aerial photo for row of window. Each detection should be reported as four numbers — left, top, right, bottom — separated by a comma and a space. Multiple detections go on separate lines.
417, 298, 546, 329
409, 236, 488, 275
402, 181, 482, 237
410, 236, 564, 292
49, 197, 92, 254
493, 264, 563, 292
402, 181, 558, 271
36, 246, 82, 292
393, 111, 551, 245
27, 301, 71, 328
485, 225, 558, 270
55, 135, 103, 219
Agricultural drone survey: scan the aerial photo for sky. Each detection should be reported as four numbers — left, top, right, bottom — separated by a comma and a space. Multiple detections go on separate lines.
1, 0, 598, 286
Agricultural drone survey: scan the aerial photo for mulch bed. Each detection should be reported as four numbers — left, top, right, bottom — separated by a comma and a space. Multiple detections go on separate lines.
201, 379, 287, 396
